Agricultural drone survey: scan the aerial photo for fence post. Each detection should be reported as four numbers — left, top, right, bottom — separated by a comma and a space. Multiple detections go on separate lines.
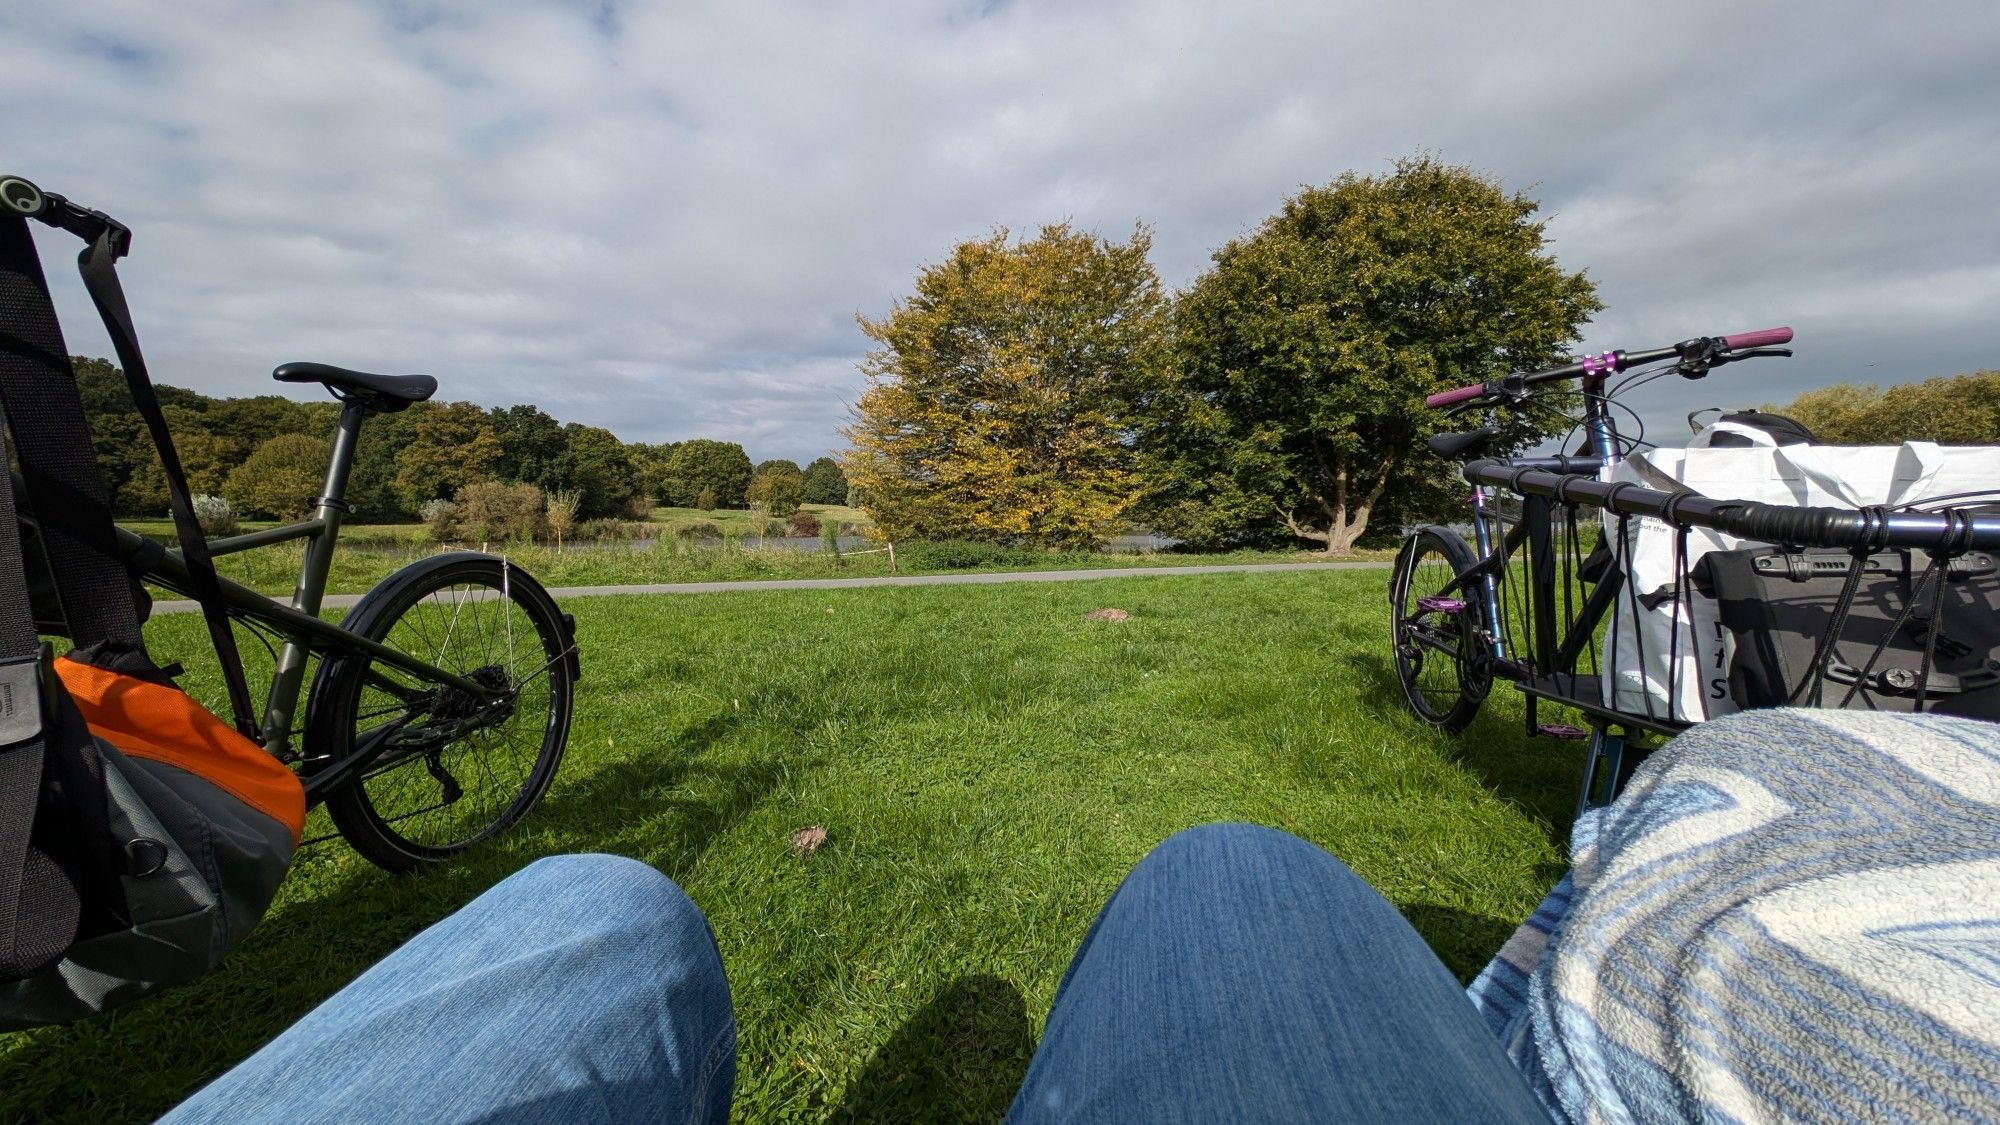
888, 541, 897, 574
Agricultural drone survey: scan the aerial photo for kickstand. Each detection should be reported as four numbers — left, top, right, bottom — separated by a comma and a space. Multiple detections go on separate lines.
1576, 727, 1628, 816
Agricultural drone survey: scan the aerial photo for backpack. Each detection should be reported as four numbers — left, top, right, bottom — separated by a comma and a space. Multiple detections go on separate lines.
1, 185, 302, 1028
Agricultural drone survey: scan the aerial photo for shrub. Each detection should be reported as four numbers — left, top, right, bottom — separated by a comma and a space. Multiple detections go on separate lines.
695, 485, 716, 512
745, 465, 805, 518
546, 488, 582, 549
620, 494, 655, 521
579, 518, 650, 542
788, 510, 822, 537
674, 520, 722, 540
899, 539, 1046, 570
420, 498, 458, 542
191, 494, 238, 538
454, 481, 546, 543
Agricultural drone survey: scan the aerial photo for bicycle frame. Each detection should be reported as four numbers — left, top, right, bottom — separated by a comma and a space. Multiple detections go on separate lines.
1457, 368, 1627, 688
114, 399, 500, 801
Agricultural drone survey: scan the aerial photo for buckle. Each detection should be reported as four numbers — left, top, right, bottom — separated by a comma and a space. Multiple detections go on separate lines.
0, 648, 47, 748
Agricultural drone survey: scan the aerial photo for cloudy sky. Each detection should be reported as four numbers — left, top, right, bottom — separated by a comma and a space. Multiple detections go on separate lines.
5, 1, 1997, 463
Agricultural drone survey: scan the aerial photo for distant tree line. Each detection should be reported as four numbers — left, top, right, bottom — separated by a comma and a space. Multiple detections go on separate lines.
72, 357, 847, 522
1766, 370, 2000, 445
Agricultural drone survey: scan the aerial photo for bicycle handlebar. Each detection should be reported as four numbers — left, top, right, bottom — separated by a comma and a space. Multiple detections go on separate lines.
1721, 327, 1793, 349
1424, 327, 1794, 411
1424, 383, 1489, 409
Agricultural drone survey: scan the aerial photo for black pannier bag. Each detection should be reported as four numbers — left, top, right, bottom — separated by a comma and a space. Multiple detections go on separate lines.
1696, 543, 2000, 719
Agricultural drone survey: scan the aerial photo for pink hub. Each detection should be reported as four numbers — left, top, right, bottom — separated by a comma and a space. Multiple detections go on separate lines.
1417, 596, 1466, 615
1536, 723, 1588, 740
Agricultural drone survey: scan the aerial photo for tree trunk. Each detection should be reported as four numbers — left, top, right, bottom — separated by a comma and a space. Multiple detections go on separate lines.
1290, 451, 1394, 557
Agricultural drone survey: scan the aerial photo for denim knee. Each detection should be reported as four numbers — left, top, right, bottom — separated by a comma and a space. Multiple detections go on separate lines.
1140, 822, 1333, 876
502, 855, 713, 947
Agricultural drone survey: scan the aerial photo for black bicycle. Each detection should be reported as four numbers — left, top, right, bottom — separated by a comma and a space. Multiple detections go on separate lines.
5, 175, 579, 872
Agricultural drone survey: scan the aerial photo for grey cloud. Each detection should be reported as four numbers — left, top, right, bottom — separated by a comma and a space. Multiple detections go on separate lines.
4, 0, 1996, 464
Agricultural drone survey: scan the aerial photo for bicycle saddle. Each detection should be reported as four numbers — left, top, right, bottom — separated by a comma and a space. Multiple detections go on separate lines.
1426, 427, 1500, 460
273, 362, 438, 412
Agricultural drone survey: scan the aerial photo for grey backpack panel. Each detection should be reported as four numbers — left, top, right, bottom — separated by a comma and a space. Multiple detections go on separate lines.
0, 741, 295, 1031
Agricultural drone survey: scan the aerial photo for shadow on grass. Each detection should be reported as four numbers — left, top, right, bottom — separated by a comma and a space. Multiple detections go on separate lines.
1339, 651, 1583, 843
828, 975, 1035, 1124
1398, 901, 1532, 985
0, 712, 796, 1124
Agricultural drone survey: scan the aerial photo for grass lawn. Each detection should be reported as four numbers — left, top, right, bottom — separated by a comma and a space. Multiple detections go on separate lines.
143, 525, 1386, 598
0, 570, 1579, 1123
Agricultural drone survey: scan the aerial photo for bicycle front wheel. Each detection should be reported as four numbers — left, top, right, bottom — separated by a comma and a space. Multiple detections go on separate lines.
305, 553, 577, 872
1389, 526, 1491, 732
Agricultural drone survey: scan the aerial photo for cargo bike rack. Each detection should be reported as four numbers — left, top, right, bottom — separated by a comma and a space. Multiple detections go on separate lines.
1390, 328, 2000, 810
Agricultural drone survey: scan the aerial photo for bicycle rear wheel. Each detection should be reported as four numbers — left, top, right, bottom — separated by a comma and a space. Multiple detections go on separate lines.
1389, 527, 1491, 731
305, 553, 577, 872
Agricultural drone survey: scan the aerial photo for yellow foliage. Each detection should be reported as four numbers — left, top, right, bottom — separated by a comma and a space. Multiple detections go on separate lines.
842, 225, 1169, 549
1769, 371, 2000, 445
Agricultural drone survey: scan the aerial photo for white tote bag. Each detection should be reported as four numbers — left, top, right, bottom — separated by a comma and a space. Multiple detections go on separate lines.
1600, 437, 2000, 722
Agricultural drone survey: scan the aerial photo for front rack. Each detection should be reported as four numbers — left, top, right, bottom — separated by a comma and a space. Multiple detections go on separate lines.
1461, 458, 2000, 740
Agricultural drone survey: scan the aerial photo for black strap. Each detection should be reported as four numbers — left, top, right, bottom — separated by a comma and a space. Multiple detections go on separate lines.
0, 218, 144, 649
73, 229, 258, 735
0, 426, 80, 979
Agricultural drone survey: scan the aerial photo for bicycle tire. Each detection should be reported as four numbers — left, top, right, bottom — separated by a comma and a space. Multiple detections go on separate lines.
1389, 526, 1491, 732
304, 552, 576, 872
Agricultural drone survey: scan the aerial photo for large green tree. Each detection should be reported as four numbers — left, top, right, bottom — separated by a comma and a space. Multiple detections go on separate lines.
658, 439, 754, 508
489, 404, 570, 491
844, 223, 1171, 548
559, 423, 642, 519
393, 401, 504, 508
631, 442, 681, 503
1145, 157, 1600, 554
1766, 371, 2000, 445
224, 434, 329, 519
204, 394, 337, 452
803, 456, 848, 505
746, 462, 806, 518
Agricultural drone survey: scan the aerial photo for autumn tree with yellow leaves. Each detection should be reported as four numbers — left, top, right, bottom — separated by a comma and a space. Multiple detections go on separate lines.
1767, 370, 2000, 445
843, 224, 1170, 548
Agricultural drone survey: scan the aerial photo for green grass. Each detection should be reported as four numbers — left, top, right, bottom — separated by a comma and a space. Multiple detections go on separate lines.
160, 531, 1380, 598
0, 571, 1579, 1122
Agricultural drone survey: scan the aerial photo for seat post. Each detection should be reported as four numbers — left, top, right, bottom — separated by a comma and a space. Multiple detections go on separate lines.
294, 402, 366, 616
261, 401, 368, 753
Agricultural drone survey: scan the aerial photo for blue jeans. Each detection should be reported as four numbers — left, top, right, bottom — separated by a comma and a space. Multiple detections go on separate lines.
165, 826, 1545, 1122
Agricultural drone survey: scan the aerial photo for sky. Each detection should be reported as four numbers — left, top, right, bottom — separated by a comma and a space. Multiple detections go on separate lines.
4, 0, 1997, 464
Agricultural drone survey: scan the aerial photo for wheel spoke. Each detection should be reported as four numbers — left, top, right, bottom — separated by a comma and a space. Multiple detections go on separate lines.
1391, 532, 1489, 731
314, 563, 572, 869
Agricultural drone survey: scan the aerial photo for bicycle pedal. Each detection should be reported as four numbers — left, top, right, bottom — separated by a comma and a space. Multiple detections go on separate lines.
1417, 596, 1467, 614
1536, 723, 1588, 740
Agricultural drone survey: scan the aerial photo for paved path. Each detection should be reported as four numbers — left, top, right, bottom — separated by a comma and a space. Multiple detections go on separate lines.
151, 560, 1391, 614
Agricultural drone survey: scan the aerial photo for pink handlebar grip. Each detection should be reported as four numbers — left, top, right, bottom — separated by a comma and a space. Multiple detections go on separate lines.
1721, 326, 1793, 349
1425, 383, 1487, 409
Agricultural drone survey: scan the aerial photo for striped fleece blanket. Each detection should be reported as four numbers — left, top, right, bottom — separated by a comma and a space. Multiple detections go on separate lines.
1466, 709, 2000, 1122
